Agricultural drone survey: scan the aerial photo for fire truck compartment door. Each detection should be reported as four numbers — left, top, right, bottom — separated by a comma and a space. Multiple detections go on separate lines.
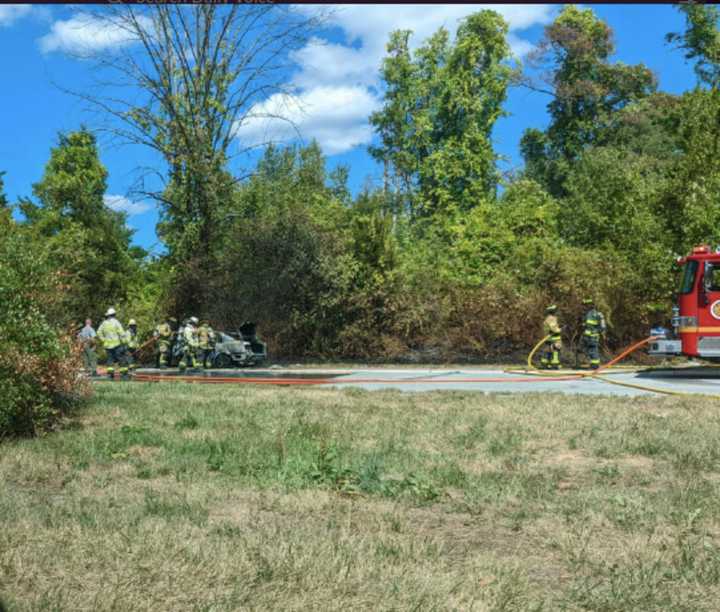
648, 339, 682, 356
698, 336, 720, 357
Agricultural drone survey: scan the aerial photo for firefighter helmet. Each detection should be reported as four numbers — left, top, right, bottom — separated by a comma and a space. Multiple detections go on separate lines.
106, 307, 116, 317
545, 304, 557, 313
128, 319, 137, 326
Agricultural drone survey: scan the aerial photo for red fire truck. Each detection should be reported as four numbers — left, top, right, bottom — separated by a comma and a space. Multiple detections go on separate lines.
649, 245, 720, 361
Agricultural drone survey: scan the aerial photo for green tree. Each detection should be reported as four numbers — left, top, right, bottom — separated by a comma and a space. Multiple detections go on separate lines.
207, 143, 355, 357
368, 30, 417, 213
0, 171, 8, 210
19, 129, 137, 320
370, 10, 515, 218
664, 7, 720, 251
659, 90, 720, 252
521, 6, 656, 194
667, 4, 720, 87
64, 6, 322, 312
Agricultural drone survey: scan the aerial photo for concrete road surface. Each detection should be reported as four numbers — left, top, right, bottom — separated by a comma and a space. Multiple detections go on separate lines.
133, 366, 720, 396
319, 368, 719, 396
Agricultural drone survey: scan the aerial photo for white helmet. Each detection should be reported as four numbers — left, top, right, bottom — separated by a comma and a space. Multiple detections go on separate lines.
128, 319, 137, 326
106, 307, 116, 317
190, 316, 199, 325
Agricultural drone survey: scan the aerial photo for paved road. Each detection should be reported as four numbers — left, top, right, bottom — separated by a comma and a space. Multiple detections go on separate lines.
134, 367, 720, 396
321, 368, 720, 396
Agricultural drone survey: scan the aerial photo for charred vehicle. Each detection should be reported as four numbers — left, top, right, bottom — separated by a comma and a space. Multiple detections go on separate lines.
210, 322, 267, 367
166, 322, 266, 368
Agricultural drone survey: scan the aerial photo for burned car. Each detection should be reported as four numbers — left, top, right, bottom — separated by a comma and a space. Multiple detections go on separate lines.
210, 322, 267, 367
165, 321, 266, 368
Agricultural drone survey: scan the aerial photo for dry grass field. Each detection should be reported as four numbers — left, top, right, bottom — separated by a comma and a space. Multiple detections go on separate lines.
2, 382, 720, 611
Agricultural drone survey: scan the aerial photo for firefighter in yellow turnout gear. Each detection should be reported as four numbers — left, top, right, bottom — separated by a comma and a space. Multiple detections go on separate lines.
541, 305, 562, 370
198, 320, 216, 369
178, 316, 200, 370
153, 317, 175, 369
97, 308, 129, 380
580, 298, 606, 370
124, 319, 139, 371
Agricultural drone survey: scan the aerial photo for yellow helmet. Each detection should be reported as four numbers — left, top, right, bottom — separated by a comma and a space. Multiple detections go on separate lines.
128, 319, 137, 326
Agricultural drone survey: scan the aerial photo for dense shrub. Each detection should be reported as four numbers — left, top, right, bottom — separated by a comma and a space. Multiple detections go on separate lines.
0, 216, 89, 437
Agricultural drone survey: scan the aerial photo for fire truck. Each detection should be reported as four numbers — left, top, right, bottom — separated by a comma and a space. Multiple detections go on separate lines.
649, 245, 720, 361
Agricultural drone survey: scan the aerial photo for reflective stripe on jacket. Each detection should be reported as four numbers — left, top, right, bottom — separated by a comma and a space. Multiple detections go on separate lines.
583, 308, 606, 338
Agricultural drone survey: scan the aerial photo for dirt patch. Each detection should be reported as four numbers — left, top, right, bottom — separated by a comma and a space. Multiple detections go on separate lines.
543, 449, 592, 469
543, 449, 655, 471
127, 445, 163, 460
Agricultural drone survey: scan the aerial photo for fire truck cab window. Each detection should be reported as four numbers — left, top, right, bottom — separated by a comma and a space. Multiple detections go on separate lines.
708, 264, 720, 292
679, 261, 698, 294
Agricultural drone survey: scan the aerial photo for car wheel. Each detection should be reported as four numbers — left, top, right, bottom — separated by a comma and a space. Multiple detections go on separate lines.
213, 353, 233, 369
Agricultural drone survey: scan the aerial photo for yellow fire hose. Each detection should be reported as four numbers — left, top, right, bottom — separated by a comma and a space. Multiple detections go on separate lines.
520, 334, 695, 396
527, 334, 551, 372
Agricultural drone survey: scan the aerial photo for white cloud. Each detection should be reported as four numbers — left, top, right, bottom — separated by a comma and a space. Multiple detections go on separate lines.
39, 12, 150, 55
0, 4, 32, 27
234, 86, 380, 155
289, 37, 380, 90
104, 195, 151, 216
40, 5, 554, 156
245, 4, 554, 156
294, 4, 553, 82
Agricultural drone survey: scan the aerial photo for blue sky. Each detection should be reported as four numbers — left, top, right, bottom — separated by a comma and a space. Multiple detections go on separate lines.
0, 4, 698, 252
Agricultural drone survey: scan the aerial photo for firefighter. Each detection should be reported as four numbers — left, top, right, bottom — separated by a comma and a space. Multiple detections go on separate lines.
153, 316, 175, 369
97, 307, 129, 380
541, 305, 562, 370
198, 320, 216, 369
178, 316, 200, 370
580, 298, 607, 370
125, 319, 139, 371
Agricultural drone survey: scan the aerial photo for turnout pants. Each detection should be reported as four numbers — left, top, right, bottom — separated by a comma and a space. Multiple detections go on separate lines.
199, 348, 213, 368
581, 335, 600, 369
106, 346, 129, 379
157, 340, 170, 368
179, 346, 199, 370
541, 338, 562, 369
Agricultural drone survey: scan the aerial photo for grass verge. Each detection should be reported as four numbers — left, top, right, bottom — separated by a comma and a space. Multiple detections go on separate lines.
1, 382, 719, 610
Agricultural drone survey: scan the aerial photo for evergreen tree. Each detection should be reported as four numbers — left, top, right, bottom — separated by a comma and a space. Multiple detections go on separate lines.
19, 128, 137, 319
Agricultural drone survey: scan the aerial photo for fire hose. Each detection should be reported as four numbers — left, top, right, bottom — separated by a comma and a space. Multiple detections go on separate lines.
121, 336, 709, 396
519, 335, 695, 396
